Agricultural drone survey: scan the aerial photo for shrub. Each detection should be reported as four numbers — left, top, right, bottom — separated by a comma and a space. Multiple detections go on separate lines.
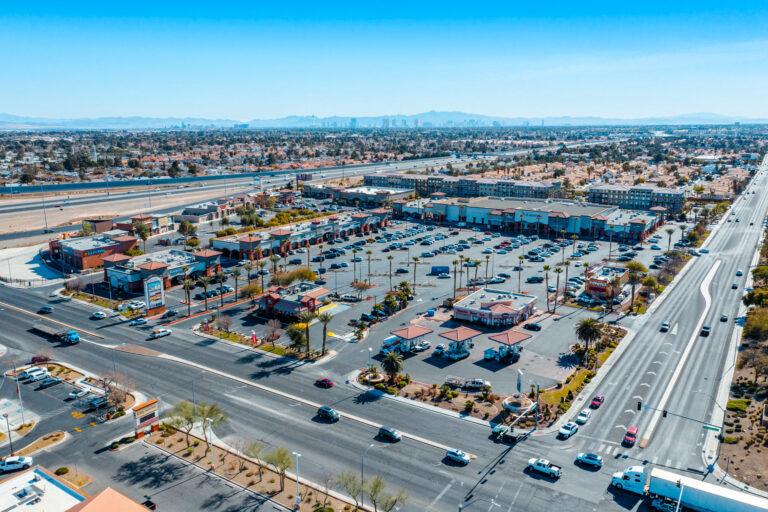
385, 386, 397, 395
464, 400, 475, 413
727, 399, 751, 412
54, 467, 69, 476
723, 436, 739, 444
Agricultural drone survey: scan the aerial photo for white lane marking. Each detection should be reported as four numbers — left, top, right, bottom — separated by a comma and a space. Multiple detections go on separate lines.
507, 482, 523, 511
639, 383, 651, 388
623, 409, 636, 415
640, 259, 721, 448
426, 481, 454, 511
646, 371, 657, 376
651, 360, 663, 365
670, 324, 678, 335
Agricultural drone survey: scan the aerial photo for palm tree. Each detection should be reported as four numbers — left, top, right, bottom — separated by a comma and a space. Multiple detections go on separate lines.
625, 260, 647, 312
452, 259, 459, 299
575, 317, 603, 367
231, 269, 241, 300
517, 255, 525, 292
196, 402, 227, 454
297, 311, 316, 357
243, 261, 254, 287
387, 255, 394, 291
382, 351, 404, 384
472, 259, 481, 290
366, 250, 373, 284
182, 278, 194, 317
563, 261, 571, 299
269, 253, 280, 274
457, 256, 465, 289
609, 276, 621, 312
552, 267, 563, 314
484, 254, 491, 283
679, 224, 686, 246
571, 234, 578, 256
317, 312, 333, 356
216, 270, 226, 307
665, 228, 674, 252
199, 276, 212, 310
543, 264, 551, 313
257, 260, 268, 290
352, 249, 359, 281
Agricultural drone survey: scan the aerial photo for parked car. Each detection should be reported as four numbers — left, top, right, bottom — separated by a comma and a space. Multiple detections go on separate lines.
523, 322, 542, 332
38, 376, 62, 388
28, 370, 51, 382
68, 388, 89, 400
0, 456, 33, 473
18, 367, 45, 380
445, 448, 470, 465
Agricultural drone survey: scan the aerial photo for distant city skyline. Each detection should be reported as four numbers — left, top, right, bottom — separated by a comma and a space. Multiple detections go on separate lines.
2, 1, 768, 119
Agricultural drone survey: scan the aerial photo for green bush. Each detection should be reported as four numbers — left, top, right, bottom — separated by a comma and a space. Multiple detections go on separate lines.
727, 399, 751, 412
464, 400, 475, 413
54, 467, 69, 476
723, 436, 739, 444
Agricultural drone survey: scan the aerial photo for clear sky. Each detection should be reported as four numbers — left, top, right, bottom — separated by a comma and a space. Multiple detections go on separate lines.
2, 1, 768, 120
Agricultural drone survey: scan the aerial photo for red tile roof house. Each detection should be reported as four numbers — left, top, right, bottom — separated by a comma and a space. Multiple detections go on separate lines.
257, 281, 330, 317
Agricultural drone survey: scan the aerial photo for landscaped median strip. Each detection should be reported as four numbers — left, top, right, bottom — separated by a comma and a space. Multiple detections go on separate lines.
156, 352, 471, 457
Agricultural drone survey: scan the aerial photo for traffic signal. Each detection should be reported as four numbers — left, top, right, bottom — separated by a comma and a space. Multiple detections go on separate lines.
637, 401, 642, 411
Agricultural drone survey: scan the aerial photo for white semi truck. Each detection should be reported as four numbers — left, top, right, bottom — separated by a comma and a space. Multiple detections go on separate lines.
611, 466, 768, 512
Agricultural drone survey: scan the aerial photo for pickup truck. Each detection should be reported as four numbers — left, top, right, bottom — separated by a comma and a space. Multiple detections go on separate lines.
527, 458, 562, 478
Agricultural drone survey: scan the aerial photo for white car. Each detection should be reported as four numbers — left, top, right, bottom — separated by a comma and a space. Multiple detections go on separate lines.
91, 311, 107, 320
128, 301, 146, 310
445, 448, 470, 465
575, 408, 592, 425
414, 340, 431, 352
0, 456, 33, 473
18, 367, 45, 380
129, 318, 147, 326
68, 388, 89, 400
28, 370, 50, 382
149, 328, 172, 339
558, 421, 579, 439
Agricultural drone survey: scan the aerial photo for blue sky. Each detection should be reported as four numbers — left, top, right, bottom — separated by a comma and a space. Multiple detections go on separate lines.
2, 1, 768, 119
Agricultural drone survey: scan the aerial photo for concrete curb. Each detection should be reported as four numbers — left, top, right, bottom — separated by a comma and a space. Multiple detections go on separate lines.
346, 369, 494, 429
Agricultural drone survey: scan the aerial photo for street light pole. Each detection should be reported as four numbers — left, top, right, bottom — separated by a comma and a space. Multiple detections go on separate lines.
3, 413, 13, 455
292, 451, 301, 511
367, 347, 372, 368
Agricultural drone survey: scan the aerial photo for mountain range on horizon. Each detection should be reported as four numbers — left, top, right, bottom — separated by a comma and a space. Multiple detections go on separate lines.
0, 110, 766, 130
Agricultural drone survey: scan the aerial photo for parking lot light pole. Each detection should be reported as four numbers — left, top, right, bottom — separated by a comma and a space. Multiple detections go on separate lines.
367, 347, 372, 368
292, 451, 301, 510
3, 413, 13, 455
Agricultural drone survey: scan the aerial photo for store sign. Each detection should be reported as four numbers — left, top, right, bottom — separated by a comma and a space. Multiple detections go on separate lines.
144, 276, 165, 309
133, 399, 160, 431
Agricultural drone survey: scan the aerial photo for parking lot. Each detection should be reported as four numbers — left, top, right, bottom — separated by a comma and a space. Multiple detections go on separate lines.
197, 217, 688, 393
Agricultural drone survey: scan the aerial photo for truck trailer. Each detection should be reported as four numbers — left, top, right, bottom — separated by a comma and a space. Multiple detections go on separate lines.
611, 465, 768, 512
32, 323, 80, 344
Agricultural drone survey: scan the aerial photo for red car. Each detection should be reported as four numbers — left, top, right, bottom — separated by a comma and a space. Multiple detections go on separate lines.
590, 395, 605, 408
315, 378, 334, 388
623, 426, 638, 446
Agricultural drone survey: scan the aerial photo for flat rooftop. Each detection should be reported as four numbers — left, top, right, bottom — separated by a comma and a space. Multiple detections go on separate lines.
60, 235, 117, 252
345, 186, 412, 195
589, 265, 628, 281
432, 196, 611, 217
0, 467, 86, 511
454, 287, 536, 311
122, 249, 196, 269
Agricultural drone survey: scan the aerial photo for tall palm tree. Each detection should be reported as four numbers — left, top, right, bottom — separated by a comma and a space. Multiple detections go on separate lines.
517, 255, 525, 292
382, 351, 404, 384
317, 312, 333, 356
543, 264, 551, 313
182, 278, 194, 317
678, 224, 686, 246
366, 250, 373, 284
484, 254, 491, 283
575, 317, 603, 367
665, 228, 674, 252
571, 234, 578, 256
552, 267, 563, 314
472, 259, 481, 290
216, 270, 225, 307
563, 261, 571, 299
257, 259, 268, 290
387, 255, 394, 291
297, 311, 316, 357
231, 269, 241, 300
457, 256, 466, 289
269, 254, 280, 274
609, 276, 621, 312
243, 261, 254, 287
626, 261, 647, 313
199, 276, 212, 310
452, 259, 459, 299
411, 256, 420, 290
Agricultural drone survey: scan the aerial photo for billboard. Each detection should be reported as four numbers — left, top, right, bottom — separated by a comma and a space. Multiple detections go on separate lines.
144, 276, 165, 309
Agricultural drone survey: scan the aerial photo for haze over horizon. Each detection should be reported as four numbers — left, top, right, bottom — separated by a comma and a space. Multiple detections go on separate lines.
2, 1, 768, 120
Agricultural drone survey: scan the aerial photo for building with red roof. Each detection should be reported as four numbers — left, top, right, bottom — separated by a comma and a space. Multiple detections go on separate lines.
453, 287, 536, 327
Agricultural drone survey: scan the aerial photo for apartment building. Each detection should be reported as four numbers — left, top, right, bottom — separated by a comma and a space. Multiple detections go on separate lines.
587, 184, 685, 213
363, 174, 559, 199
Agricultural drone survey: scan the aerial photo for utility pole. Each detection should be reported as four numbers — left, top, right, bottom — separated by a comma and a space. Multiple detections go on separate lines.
40, 185, 49, 232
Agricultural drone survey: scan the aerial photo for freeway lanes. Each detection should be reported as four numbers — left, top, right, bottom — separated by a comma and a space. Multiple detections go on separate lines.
572, 156, 768, 475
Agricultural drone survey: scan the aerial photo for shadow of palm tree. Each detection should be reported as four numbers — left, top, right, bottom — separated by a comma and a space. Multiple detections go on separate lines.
557, 352, 580, 369
113, 454, 187, 489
